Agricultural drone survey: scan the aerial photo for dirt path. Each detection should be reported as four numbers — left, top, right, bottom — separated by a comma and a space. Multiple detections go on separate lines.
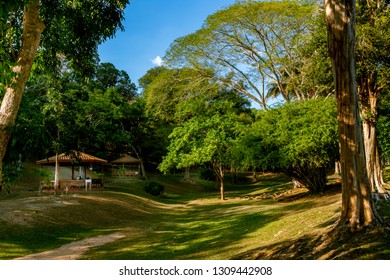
15, 232, 127, 260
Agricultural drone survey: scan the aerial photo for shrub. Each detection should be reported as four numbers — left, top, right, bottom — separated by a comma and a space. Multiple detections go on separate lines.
144, 181, 165, 196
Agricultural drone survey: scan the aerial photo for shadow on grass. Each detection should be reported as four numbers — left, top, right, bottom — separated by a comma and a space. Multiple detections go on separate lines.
81, 199, 316, 260
0, 222, 99, 259
233, 225, 390, 260
0, 191, 174, 259
233, 197, 390, 260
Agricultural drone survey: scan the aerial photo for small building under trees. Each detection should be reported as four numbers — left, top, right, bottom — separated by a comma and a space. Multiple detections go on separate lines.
110, 155, 141, 176
36, 151, 107, 190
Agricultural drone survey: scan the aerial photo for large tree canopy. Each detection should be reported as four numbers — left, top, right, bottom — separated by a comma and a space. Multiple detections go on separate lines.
165, 0, 321, 109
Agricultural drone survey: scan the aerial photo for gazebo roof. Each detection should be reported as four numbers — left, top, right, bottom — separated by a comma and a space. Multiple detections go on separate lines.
111, 155, 140, 164
36, 152, 107, 166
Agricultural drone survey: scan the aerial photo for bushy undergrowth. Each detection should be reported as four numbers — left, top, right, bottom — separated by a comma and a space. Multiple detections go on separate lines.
144, 181, 165, 196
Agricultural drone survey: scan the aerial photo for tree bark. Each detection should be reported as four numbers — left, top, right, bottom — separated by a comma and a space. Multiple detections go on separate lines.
0, 1, 45, 189
359, 78, 388, 194
183, 166, 191, 182
334, 160, 341, 175
362, 118, 387, 193
130, 144, 148, 179
325, 0, 380, 229
139, 160, 147, 179
212, 162, 225, 200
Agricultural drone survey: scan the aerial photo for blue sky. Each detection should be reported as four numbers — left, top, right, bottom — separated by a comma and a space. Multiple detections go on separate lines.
98, 0, 237, 89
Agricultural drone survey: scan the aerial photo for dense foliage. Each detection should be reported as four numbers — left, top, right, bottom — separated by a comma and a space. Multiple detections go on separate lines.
233, 98, 338, 193
0, 0, 129, 77
5, 61, 143, 161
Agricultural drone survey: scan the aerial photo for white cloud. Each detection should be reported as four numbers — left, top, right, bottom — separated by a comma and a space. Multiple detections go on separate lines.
152, 56, 163, 66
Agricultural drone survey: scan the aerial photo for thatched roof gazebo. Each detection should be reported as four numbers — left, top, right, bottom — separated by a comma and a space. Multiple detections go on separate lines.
111, 155, 141, 176
36, 151, 107, 190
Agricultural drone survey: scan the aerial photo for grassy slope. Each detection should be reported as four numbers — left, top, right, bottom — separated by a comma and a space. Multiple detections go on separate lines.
0, 168, 389, 260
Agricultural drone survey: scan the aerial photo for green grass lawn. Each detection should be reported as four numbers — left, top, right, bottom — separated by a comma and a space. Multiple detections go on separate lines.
0, 169, 389, 260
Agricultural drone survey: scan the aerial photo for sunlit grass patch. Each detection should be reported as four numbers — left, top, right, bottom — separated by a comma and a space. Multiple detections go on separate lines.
80, 191, 342, 260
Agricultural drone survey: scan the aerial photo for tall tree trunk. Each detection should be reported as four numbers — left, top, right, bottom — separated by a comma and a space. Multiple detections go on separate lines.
334, 160, 341, 175
54, 153, 60, 194
183, 166, 191, 181
130, 145, 148, 180
362, 118, 387, 193
325, 0, 380, 229
0, 1, 45, 188
212, 162, 225, 200
139, 160, 147, 179
359, 78, 387, 194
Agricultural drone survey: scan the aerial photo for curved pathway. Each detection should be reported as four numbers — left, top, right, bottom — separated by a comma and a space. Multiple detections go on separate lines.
15, 232, 127, 260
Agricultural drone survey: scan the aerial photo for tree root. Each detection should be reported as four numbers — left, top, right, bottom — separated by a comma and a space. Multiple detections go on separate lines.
312, 220, 390, 259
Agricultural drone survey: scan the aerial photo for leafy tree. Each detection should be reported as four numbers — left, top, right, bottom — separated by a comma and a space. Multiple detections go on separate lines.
115, 97, 153, 178
164, 1, 319, 109
143, 67, 220, 122
140, 67, 222, 177
92, 62, 137, 100
234, 98, 338, 193
355, 0, 390, 193
40, 63, 138, 158
0, 0, 129, 188
144, 66, 253, 198
142, 66, 253, 182
159, 97, 250, 200
137, 67, 187, 171
325, 0, 382, 229
286, 8, 334, 100
138, 66, 167, 90
9, 59, 138, 164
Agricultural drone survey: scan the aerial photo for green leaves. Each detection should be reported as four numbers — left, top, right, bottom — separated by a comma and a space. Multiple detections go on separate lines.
159, 112, 238, 173
32, 0, 129, 76
234, 97, 338, 192
259, 98, 338, 168
157, 83, 250, 174
165, 1, 318, 108
355, 0, 390, 91
9, 61, 139, 160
